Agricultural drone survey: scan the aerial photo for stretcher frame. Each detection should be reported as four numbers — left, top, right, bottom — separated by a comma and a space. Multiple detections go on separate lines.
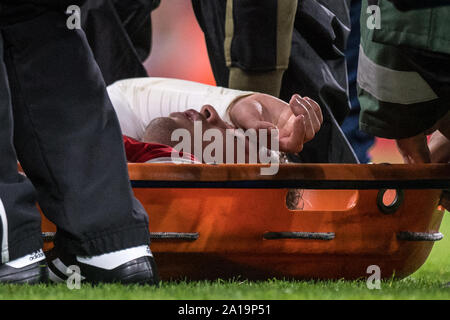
41, 163, 450, 280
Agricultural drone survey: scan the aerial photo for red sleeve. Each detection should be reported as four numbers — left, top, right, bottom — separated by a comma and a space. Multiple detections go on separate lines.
123, 136, 196, 163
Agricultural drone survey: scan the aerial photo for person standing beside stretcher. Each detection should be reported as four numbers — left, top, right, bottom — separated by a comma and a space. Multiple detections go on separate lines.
192, 0, 358, 164
0, 1, 158, 284
358, 0, 450, 209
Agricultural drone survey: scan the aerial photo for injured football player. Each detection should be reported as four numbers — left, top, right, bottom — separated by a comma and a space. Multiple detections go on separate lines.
108, 77, 323, 209
108, 77, 323, 167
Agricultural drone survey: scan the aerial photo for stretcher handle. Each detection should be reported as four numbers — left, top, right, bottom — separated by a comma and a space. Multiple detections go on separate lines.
397, 232, 444, 241
263, 232, 335, 240
377, 188, 404, 214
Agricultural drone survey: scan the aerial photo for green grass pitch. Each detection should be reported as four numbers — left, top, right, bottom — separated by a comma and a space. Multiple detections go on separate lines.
1, 213, 449, 300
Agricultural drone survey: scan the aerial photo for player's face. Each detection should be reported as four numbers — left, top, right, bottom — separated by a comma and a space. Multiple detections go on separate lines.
144, 105, 247, 162
167, 105, 234, 159
168, 105, 234, 133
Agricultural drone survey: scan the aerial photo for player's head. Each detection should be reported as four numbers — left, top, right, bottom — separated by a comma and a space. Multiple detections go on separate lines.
143, 104, 262, 164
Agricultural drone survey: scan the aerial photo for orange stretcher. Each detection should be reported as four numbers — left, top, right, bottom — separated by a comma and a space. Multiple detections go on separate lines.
40, 163, 450, 281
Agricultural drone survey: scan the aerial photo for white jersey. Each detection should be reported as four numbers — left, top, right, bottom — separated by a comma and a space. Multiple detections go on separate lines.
107, 77, 253, 141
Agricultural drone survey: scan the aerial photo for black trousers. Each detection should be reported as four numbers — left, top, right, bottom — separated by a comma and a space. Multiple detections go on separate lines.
0, 2, 150, 263
81, 0, 160, 86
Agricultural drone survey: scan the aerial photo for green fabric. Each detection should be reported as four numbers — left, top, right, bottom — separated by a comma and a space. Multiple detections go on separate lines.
372, 0, 450, 55
357, 0, 449, 139
358, 90, 447, 139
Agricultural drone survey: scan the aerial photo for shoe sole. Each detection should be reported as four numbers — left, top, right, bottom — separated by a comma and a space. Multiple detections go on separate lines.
0, 264, 48, 285
47, 253, 159, 286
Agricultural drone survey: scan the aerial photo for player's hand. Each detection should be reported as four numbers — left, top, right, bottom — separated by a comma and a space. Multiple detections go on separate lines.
396, 134, 431, 164
229, 93, 323, 153
277, 94, 323, 153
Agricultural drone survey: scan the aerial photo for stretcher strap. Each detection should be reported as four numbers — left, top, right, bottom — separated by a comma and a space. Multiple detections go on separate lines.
397, 232, 444, 242
42, 232, 199, 243
42, 231, 444, 243
149, 232, 199, 241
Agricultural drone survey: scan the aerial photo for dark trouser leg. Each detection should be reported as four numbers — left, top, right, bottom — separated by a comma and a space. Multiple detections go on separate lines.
193, 0, 358, 163
2, 8, 150, 256
81, 0, 152, 86
0, 35, 43, 264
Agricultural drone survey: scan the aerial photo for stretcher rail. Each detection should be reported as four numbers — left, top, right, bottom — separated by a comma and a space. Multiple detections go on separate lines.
129, 163, 450, 189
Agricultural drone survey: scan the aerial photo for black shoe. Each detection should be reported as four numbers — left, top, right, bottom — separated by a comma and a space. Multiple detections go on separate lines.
46, 248, 159, 286
0, 261, 49, 284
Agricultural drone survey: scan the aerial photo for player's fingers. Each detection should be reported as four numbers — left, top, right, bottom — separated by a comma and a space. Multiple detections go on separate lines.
252, 121, 278, 150
304, 97, 323, 124
288, 94, 304, 117
279, 115, 306, 153
300, 97, 321, 136
289, 95, 315, 142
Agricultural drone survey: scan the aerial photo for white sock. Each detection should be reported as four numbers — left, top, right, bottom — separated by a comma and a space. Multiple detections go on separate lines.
76, 245, 153, 270
6, 249, 45, 268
